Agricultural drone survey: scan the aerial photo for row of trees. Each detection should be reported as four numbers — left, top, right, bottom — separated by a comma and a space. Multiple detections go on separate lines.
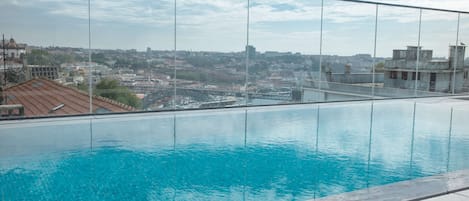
26, 49, 82, 66
78, 79, 141, 109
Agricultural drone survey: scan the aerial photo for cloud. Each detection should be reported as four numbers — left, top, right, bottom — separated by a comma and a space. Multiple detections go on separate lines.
3, 0, 175, 25
4, 0, 466, 28
2, 0, 467, 54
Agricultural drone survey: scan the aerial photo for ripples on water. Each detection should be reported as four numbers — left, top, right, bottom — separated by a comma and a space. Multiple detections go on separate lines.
1, 144, 432, 201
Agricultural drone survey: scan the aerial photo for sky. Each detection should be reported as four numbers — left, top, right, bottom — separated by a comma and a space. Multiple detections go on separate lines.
1, 0, 469, 57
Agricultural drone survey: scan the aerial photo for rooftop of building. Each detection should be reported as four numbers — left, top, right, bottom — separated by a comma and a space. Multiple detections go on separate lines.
2, 78, 134, 117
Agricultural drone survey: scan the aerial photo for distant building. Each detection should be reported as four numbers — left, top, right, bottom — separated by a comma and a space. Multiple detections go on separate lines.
384, 45, 467, 93
3, 78, 134, 117
0, 38, 28, 85
326, 64, 384, 84
0, 38, 26, 60
27, 65, 60, 80
245, 45, 256, 60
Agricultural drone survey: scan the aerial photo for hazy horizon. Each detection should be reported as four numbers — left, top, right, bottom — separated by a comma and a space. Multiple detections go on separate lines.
1, 0, 469, 57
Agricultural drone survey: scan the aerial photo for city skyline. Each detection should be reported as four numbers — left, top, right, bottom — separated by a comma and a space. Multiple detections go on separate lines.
1, 0, 469, 57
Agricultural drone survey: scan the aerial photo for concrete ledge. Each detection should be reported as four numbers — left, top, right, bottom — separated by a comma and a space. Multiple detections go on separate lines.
314, 169, 469, 201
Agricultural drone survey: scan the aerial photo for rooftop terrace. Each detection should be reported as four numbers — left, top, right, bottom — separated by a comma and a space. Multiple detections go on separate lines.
2, 0, 469, 200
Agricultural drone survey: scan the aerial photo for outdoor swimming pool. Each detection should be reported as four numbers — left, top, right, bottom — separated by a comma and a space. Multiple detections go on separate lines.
1, 99, 469, 200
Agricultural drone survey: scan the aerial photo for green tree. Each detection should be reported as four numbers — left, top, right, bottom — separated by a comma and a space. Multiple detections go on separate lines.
77, 82, 89, 93
92, 53, 107, 65
26, 49, 51, 65
95, 79, 141, 109
373, 62, 385, 73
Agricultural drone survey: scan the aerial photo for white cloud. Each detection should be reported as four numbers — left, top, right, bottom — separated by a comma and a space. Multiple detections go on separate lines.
2, 0, 468, 53
4, 0, 467, 27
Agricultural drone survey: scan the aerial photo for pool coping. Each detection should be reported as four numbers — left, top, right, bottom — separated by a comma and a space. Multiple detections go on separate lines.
2, 95, 469, 127
1, 94, 469, 122
313, 169, 469, 201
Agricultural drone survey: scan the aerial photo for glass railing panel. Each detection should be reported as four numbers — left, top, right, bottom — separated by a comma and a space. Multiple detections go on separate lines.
91, 114, 174, 150
315, 102, 372, 197
174, 109, 245, 200
459, 14, 469, 95
245, 104, 318, 200
248, 1, 321, 106
90, 113, 175, 200
89, 1, 174, 112
376, 6, 421, 99
368, 100, 415, 185
448, 106, 469, 172
412, 101, 452, 176
1, 1, 90, 118
0, 118, 92, 200
174, 0, 246, 110
418, 10, 459, 96
320, 0, 377, 102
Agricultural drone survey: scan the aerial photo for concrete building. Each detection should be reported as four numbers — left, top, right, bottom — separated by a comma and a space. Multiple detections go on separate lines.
27, 65, 60, 80
384, 46, 467, 93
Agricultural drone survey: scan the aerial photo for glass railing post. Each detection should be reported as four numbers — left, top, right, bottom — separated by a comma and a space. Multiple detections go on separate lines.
452, 14, 461, 95
243, 109, 248, 201
366, 101, 375, 188
173, 0, 177, 110
244, 0, 250, 106
414, 9, 422, 98
318, 0, 324, 101
446, 107, 454, 172
371, 4, 379, 99
409, 101, 417, 176
88, 0, 93, 114
314, 104, 320, 199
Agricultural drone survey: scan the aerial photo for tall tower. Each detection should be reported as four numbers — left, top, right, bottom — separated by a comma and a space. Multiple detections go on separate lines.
245, 45, 256, 60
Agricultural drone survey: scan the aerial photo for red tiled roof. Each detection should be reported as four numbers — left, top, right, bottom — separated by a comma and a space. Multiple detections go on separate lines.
4, 78, 134, 117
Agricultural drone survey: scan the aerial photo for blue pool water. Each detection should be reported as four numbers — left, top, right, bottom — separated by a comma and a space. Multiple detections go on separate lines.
1, 100, 469, 200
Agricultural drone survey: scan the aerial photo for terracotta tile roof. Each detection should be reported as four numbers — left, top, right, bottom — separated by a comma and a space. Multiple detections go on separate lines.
3, 78, 134, 117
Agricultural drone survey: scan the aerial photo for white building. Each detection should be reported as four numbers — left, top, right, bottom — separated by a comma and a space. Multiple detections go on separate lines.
0, 38, 27, 60
384, 45, 468, 93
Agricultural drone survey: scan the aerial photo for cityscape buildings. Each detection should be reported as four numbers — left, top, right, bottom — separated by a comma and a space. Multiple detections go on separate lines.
2, 0, 469, 201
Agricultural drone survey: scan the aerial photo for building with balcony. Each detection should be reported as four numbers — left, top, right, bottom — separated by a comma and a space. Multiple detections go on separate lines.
384, 45, 467, 93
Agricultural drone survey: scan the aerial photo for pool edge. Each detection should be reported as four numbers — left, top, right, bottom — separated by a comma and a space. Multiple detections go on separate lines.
313, 169, 469, 201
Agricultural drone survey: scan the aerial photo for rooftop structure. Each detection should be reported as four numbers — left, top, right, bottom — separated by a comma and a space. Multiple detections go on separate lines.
2, 78, 134, 117
384, 45, 468, 93
27, 65, 60, 80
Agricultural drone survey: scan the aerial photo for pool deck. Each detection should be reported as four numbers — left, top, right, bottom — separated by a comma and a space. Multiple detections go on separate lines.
314, 169, 469, 201
423, 189, 469, 201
